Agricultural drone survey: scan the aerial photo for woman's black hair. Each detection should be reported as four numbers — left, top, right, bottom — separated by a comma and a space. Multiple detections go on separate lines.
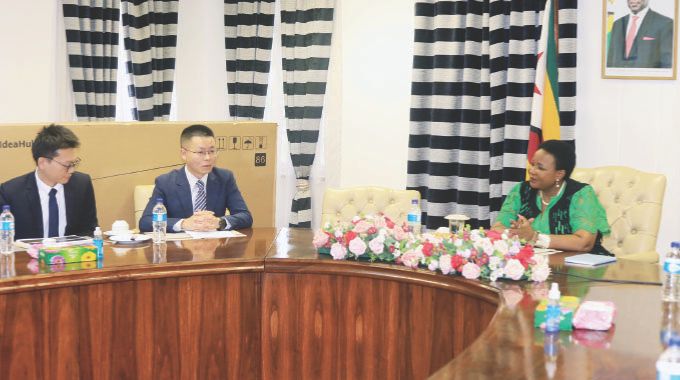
537, 140, 576, 179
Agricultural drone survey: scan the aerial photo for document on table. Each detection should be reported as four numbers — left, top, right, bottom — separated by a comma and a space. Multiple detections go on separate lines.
533, 248, 562, 255
564, 253, 617, 266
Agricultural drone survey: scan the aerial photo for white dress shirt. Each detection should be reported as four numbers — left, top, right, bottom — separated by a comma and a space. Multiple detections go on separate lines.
626, 6, 649, 41
35, 170, 67, 238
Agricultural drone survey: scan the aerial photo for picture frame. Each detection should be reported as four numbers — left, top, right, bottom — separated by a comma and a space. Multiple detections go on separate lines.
601, 0, 678, 80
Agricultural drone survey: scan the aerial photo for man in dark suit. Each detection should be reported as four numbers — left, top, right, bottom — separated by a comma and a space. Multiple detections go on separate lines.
607, 0, 673, 68
0, 124, 98, 239
139, 124, 252, 232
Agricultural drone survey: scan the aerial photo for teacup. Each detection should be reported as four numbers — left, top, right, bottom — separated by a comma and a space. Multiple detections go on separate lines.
111, 220, 130, 234
445, 214, 470, 234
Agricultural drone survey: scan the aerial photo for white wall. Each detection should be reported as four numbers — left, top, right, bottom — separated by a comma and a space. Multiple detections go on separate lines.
0, 2, 676, 251
0, 1, 72, 122
577, 1, 680, 253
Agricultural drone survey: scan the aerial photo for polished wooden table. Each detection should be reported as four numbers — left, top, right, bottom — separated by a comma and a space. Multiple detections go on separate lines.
0, 228, 665, 379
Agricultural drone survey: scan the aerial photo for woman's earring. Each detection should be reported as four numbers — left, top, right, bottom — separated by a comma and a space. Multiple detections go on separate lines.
555, 179, 560, 188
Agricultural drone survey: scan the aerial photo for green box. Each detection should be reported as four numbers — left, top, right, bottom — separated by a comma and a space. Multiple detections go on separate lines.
534, 295, 580, 331
38, 245, 98, 265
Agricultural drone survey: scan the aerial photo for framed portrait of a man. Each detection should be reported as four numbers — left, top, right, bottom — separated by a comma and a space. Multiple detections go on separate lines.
602, 0, 678, 79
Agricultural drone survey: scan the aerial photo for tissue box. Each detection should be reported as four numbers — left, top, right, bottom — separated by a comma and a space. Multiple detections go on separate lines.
39, 245, 98, 265
534, 295, 581, 331
573, 301, 616, 330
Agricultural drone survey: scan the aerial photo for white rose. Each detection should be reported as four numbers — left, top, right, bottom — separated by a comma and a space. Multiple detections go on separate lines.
530, 263, 551, 282
368, 236, 385, 254
330, 242, 347, 260
490, 268, 503, 282
504, 259, 526, 280
439, 254, 452, 275
349, 237, 367, 256
493, 240, 509, 255
488, 256, 501, 270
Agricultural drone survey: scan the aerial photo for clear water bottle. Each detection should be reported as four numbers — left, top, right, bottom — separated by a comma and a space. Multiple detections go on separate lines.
0, 205, 15, 255
661, 302, 680, 348
93, 226, 104, 260
545, 282, 561, 333
152, 198, 167, 244
657, 337, 680, 379
407, 198, 421, 235
663, 242, 680, 302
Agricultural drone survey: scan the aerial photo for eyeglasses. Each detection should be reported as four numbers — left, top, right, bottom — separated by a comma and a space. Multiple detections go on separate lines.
49, 157, 81, 170
182, 148, 218, 157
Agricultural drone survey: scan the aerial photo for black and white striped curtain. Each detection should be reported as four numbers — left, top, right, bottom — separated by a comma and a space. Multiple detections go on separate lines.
408, 0, 577, 230
224, 0, 275, 120
281, 0, 335, 228
121, 0, 178, 121
63, 0, 120, 121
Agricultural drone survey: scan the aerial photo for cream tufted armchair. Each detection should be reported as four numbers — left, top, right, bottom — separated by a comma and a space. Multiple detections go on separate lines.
571, 166, 666, 263
134, 185, 155, 230
321, 187, 421, 226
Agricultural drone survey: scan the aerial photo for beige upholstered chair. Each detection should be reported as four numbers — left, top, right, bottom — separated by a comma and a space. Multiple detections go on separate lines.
571, 166, 666, 263
321, 187, 421, 226
133, 185, 155, 229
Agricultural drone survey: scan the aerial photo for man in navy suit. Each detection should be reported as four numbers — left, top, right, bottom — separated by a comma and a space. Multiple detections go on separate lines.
0, 124, 98, 239
606, 0, 673, 68
139, 124, 252, 232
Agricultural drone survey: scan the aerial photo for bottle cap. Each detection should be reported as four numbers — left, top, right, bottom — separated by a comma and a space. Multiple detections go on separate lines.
411, 199, 419, 204
2, 205, 9, 211
94, 226, 101, 233
548, 282, 560, 300
672, 241, 680, 249
156, 198, 164, 203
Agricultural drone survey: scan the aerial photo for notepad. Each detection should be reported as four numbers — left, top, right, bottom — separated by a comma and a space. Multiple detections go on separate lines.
533, 248, 562, 255
564, 253, 617, 266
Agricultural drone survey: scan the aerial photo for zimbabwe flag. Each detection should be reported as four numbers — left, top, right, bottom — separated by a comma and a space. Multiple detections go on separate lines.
528, 0, 560, 178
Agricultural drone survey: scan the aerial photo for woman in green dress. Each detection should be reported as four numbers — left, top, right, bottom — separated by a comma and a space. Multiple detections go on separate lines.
492, 140, 611, 254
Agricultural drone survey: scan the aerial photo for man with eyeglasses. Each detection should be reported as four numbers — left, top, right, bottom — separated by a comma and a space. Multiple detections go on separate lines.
0, 124, 98, 239
138, 124, 252, 233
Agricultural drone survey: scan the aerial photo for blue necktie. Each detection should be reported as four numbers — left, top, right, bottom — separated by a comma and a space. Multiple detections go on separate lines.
194, 180, 206, 212
48, 188, 59, 237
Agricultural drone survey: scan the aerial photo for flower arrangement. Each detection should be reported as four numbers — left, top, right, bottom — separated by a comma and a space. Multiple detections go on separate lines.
313, 213, 551, 282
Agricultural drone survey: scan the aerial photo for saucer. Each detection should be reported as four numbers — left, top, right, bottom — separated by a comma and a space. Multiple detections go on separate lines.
104, 229, 134, 236
109, 234, 151, 244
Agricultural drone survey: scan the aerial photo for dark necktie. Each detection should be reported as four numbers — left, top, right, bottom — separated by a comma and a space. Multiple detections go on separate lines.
194, 180, 206, 212
48, 188, 59, 237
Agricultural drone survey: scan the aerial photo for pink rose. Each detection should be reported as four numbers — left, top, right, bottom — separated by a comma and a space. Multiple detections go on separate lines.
353, 220, 372, 234
349, 237, 367, 256
461, 262, 481, 280
393, 225, 408, 241
530, 263, 551, 282
312, 230, 330, 248
368, 236, 385, 254
398, 251, 421, 269
504, 258, 525, 280
374, 216, 387, 229
330, 242, 347, 260
439, 254, 453, 275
